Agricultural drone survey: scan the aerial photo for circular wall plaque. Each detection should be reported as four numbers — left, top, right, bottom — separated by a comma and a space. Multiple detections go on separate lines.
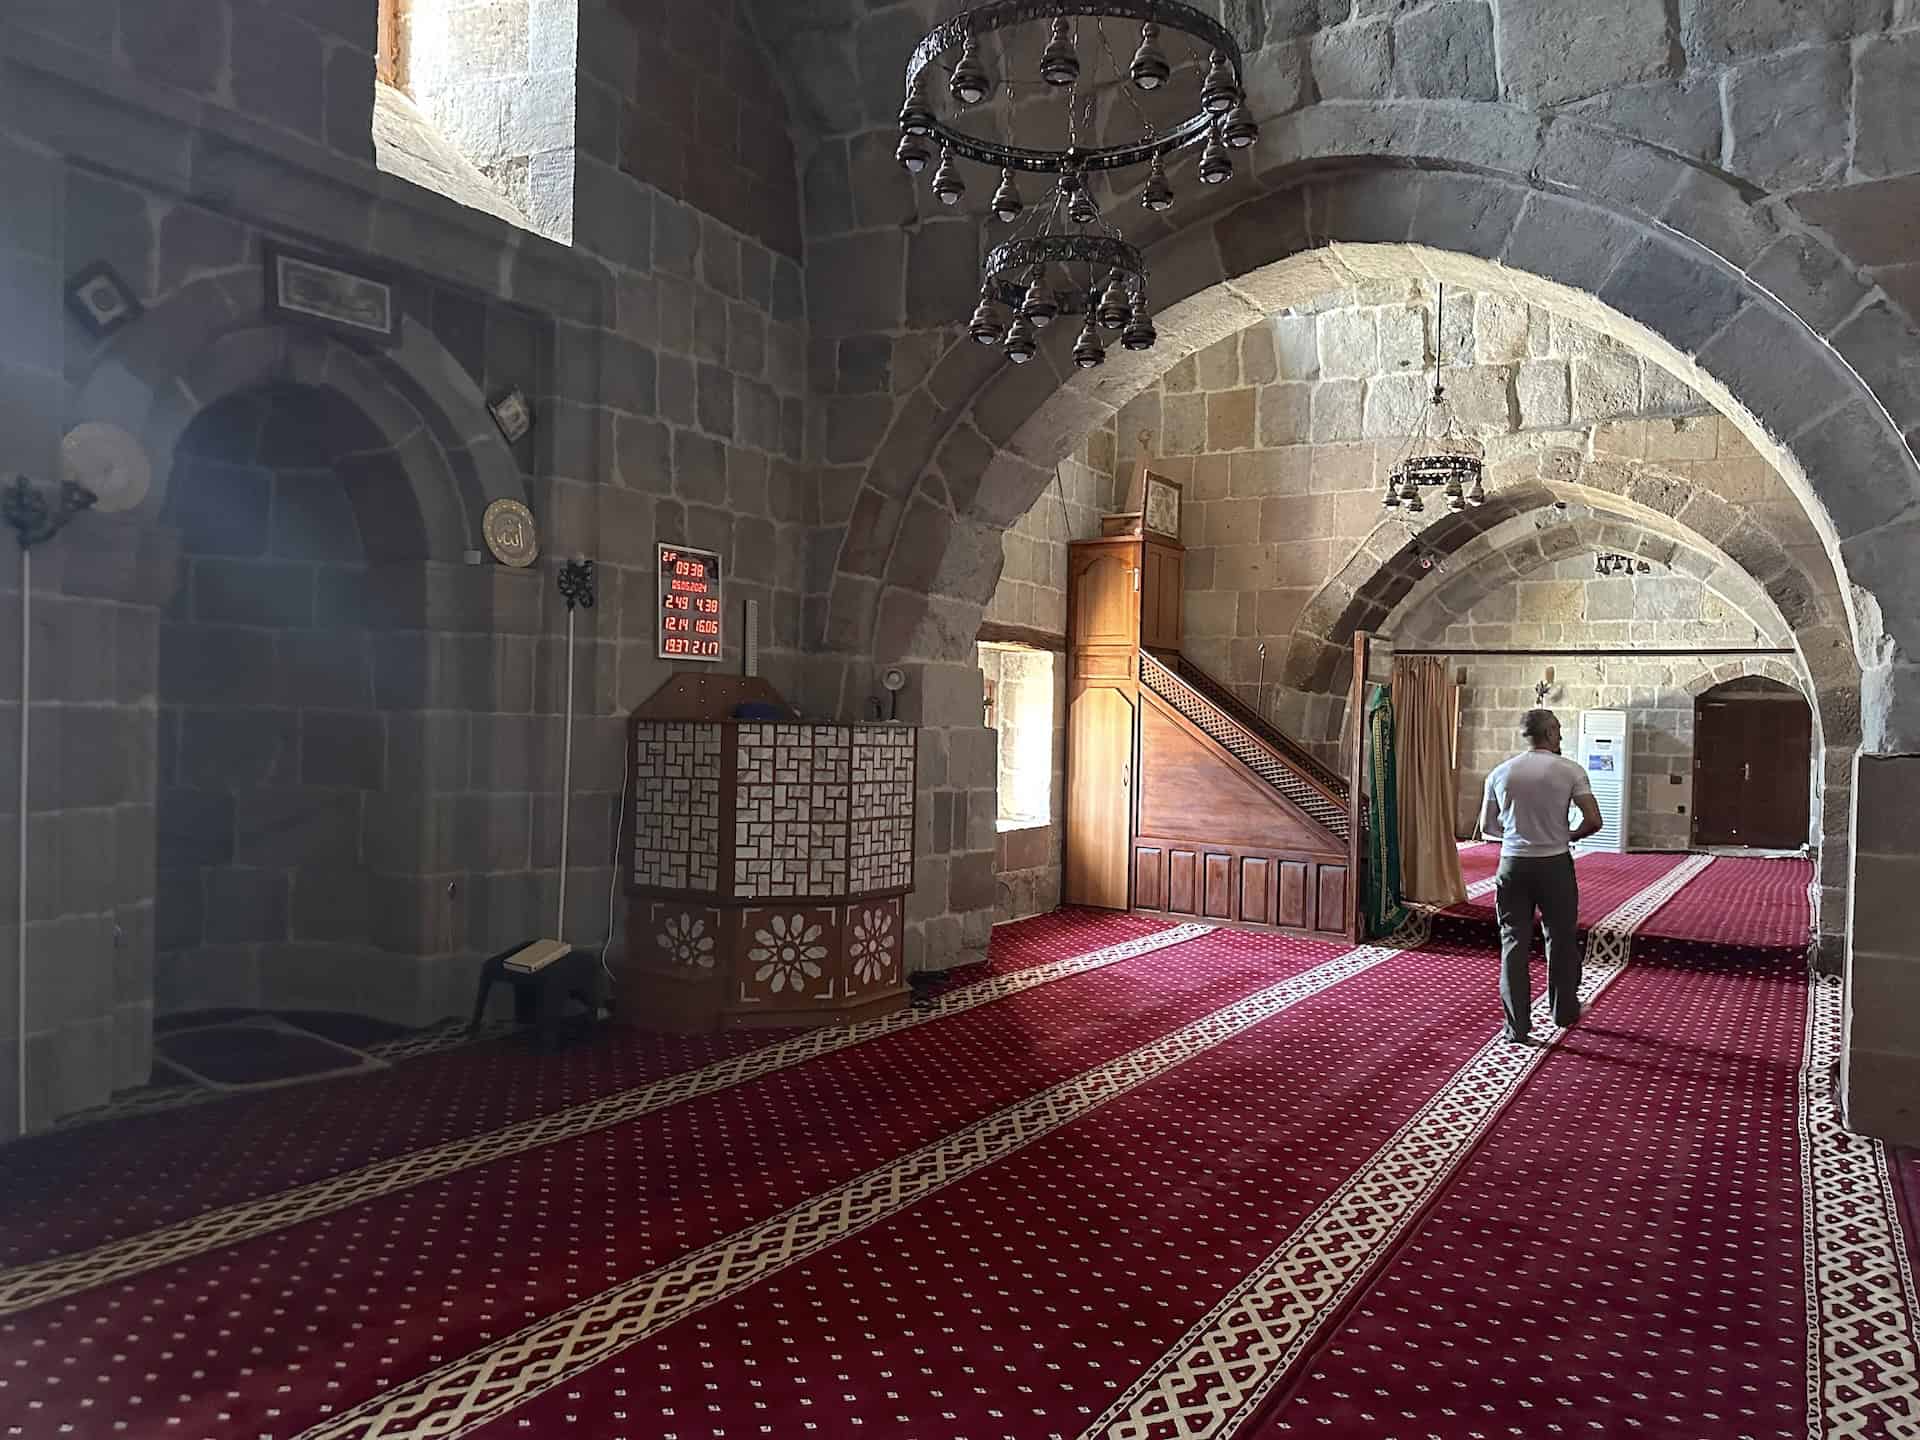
482, 498, 539, 568
61, 422, 151, 513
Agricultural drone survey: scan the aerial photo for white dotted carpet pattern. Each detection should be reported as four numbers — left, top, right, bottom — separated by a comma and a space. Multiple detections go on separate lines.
0, 862, 1912, 1440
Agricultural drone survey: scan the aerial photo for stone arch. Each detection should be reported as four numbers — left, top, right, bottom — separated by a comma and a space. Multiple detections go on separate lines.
1281, 472, 1844, 707
66, 276, 529, 563
1693, 668, 1810, 703
830, 151, 1920, 743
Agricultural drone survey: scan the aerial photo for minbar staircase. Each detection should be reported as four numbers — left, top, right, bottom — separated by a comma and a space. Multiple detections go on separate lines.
1063, 530, 1364, 942
1144, 653, 1351, 839
1129, 650, 1360, 940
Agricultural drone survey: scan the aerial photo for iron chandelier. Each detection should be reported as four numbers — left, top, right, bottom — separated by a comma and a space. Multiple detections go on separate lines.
897, 2, 1256, 367
1594, 552, 1653, 577
1383, 283, 1487, 516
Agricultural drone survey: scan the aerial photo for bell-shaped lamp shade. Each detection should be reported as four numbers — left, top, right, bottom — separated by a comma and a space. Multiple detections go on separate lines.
1004, 312, 1038, 363
1040, 16, 1080, 86
1130, 21, 1171, 89
931, 147, 966, 205
990, 169, 1023, 222
950, 34, 992, 105
1072, 314, 1107, 369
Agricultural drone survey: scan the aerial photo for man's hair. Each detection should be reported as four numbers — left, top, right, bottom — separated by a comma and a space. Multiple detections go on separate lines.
1521, 708, 1559, 741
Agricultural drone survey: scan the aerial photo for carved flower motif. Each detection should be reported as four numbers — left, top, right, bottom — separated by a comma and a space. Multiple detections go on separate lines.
848, 907, 895, 985
659, 912, 714, 970
749, 914, 827, 994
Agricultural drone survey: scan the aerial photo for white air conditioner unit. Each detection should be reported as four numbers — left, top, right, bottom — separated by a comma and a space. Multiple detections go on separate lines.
1575, 709, 1630, 854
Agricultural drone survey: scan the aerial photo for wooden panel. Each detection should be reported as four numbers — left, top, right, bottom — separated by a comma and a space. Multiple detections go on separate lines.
1074, 650, 1137, 681
1277, 862, 1308, 929
1134, 847, 1164, 911
1316, 865, 1348, 934
1065, 687, 1134, 909
1204, 853, 1232, 919
1240, 857, 1272, 926
1138, 701, 1333, 854
1071, 548, 1138, 649
1168, 850, 1197, 915
1141, 545, 1183, 651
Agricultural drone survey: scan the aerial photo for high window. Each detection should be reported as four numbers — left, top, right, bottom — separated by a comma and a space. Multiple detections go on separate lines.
979, 644, 1055, 832
372, 0, 576, 244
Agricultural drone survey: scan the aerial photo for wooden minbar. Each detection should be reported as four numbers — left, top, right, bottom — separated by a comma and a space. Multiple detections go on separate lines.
620, 675, 917, 1030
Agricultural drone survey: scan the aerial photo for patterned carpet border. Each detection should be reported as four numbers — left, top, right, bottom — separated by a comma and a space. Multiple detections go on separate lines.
1801, 975, 1920, 1439
1078, 853, 1713, 1440
0, 922, 1212, 1318
294, 938, 1410, 1440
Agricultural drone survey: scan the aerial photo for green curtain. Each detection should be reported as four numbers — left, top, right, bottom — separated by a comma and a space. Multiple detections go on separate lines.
1364, 684, 1410, 939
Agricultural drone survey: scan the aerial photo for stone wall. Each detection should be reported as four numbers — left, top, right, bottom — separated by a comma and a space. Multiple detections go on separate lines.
607, 0, 801, 260
1105, 283, 1710, 702
1848, 757, 1920, 1145
0, 0, 812, 1132
158, 387, 390, 1014
1409, 551, 1808, 849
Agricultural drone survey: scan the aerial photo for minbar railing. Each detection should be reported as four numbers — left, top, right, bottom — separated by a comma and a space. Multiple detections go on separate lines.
1140, 651, 1351, 841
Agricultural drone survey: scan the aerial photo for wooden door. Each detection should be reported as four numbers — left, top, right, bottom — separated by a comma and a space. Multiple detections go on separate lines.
1065, 686, 1134, 907
1692, 697, 1813, 848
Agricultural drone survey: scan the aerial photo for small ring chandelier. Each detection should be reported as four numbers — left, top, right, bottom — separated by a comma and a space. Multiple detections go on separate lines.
1382, 283, 1488, 516
1594, 552, 1654, 577
896, 2, 1257, 368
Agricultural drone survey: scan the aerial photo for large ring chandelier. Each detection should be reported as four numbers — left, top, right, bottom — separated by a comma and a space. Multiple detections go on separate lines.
1383, 284, 1488, 516
896, 2, 1257, 368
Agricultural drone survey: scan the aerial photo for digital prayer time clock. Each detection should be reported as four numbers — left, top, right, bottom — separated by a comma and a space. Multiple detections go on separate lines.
657, 543, 724, 661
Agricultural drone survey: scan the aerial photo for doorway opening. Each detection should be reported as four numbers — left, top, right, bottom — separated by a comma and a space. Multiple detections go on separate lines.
1690, 677, 1813, 851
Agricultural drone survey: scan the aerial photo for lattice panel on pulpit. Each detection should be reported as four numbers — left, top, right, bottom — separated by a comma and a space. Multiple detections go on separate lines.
631, 723, 722, 891
851, 726, 917, 894
735, 725, 851, 899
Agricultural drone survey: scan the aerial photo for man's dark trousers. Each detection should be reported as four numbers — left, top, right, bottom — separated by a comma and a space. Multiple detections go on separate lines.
1494, 852, 1582, 1038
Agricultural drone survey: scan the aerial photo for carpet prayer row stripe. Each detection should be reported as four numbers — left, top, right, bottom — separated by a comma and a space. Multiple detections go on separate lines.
0, 911, 1170, 1265
0, 922, 1212, 1317
1081, 852, 1714, 1440
294, 940, 1414, 1440
1801, 976, 1920, 1438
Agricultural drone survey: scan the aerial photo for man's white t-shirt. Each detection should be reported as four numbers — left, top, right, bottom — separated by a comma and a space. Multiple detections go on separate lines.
1480, 750, 1595, 858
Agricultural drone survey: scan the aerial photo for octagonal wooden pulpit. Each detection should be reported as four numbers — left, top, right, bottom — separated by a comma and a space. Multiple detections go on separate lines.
619, 674, 917, 1030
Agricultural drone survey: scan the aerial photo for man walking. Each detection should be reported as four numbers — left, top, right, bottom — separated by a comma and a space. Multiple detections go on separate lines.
1479, 709, 1605, 1043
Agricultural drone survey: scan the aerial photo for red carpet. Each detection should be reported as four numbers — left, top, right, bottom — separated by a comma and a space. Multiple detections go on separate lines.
3, 889, 1915, 1438
0, 921, 1351, 1435
338, 938, 1493, 1440
1635, 854, 1814, 964
1430, 849, 1693, 948
0, 909, 1166, 1268
1251, 937, 1814, 1437
1457, 839, 1500, 888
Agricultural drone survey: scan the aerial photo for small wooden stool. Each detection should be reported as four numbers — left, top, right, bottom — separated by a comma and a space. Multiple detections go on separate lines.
469, 944, 598, 1050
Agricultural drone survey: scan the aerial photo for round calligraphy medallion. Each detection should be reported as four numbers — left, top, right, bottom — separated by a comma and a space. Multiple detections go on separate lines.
482, 498, 539, 568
